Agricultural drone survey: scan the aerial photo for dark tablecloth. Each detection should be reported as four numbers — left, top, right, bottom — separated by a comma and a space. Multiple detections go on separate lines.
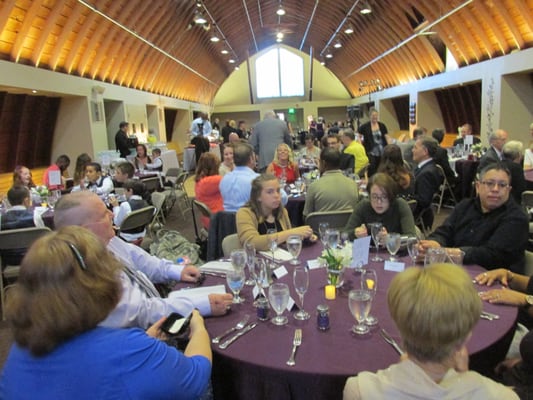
198, 242, 517, 400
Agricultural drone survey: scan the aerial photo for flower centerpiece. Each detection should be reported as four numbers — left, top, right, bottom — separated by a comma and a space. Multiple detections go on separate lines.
32, 185, 49, 204
319, 243, 352, 288
471, 143, 483, 159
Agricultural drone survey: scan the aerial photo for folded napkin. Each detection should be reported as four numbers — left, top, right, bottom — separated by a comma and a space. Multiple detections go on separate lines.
168, 284, 226, 301
199, 261, 234, 274
259, 248, 293, 262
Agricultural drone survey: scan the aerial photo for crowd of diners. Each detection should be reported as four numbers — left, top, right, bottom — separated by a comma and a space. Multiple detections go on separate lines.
1, 113, 533, 399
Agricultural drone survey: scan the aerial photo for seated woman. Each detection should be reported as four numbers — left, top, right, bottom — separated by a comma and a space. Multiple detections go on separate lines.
236, 174, 314, 251
377, 144, 414, 198
266, 143, 299, 184
343, 263, 518, 400
343, 173, 416, 240
72, 153, 92, 191
195, 152, 224, 229
12, 165, 36, 189
299, 134, 321, 168
219, 143, 234, 177
43, 154, 70, 190
134, 144, 151, 171
84, 162, 114, 195
109, 179, 149, 243
0, 226, 212, 399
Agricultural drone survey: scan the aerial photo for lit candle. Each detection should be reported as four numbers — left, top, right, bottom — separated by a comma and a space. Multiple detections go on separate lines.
325, 285, 336, 300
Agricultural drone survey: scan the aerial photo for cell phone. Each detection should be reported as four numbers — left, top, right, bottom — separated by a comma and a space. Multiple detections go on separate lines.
160, 312, 192, 336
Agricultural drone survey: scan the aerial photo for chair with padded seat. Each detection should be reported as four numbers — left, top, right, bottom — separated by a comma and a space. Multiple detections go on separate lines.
222, 234, 241, 258
117, 206, 156, 246
192, 199, 212, 244
305, 210, 353, 234
0, 227, 52, 319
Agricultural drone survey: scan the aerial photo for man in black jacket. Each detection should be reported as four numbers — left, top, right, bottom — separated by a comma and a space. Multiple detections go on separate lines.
115, 121, 130, 158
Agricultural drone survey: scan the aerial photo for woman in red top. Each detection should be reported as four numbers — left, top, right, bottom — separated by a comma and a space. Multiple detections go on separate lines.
195, 152, 224, 228
266, 143, 299, 184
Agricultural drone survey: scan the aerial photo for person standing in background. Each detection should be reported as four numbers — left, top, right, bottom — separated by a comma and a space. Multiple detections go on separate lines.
250, 110, 292, 172
115, 121, 130, 158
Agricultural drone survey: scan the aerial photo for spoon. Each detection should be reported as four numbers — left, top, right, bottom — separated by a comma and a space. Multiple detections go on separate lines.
212, 314, 250, 344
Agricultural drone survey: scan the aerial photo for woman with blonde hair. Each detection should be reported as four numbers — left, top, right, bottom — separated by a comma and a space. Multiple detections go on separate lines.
0, 226, 212, 399
12, 165, 36, 189
343, 263, 518, 399
266, 143, 299, 184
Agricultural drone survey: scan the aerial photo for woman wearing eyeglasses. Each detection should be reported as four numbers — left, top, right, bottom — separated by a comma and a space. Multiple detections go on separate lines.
0, 226, 212, 400
342, 173, 416, 240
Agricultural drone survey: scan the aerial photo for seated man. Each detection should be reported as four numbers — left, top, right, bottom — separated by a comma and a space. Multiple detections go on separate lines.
431, 128, 457, 186
109, 179, 149, 243
112, 161, 135, 188
146, 148, 163, 171
340, 128, 369, 176
412, 136, 443, 229
84, 162, 114, 195
54, 191, 233, 329
220, 142, 259, 212
344, 263, 518, 399
303, 148, 359, 218
323, 134, 354, 173
479, 129, 508, 171
453, 123, 481, 147
421, 164, 529, 271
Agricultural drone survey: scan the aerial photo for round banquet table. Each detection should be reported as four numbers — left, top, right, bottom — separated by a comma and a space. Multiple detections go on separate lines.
200, 242, 517, 400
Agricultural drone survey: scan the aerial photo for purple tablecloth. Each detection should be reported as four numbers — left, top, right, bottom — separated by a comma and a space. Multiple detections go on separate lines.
198, 242, 517, 400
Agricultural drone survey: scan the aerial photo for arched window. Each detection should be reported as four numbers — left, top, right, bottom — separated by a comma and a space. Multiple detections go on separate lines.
256, 48, 304, 98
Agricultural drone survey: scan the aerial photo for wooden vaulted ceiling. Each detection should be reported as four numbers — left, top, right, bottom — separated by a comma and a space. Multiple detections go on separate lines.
0, 0, 532, 104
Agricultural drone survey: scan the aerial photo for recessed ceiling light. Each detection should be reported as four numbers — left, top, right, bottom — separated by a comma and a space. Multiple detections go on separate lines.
229, 59, 235, 64
334, 41, 342, 48
234, 66, 240, 70
360, 2, 372, 14
221, 49, 229, 54
32, 90, 37, 93
320, 61, 326, 65
194, 12, 207, 25
344, 26, 354, 34
325, 53, 333, 59
276, 6, 286, 16
276, 38, 282, 43
210, 35, 220, 42
276, 32, 284, 39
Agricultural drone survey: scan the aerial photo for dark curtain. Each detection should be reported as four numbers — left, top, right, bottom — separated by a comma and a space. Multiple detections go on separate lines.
164, 108, 177, 142
435, 82, 481, 135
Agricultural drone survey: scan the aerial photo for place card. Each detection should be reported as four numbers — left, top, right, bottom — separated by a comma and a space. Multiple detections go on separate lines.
286, 296, 296, 311
384, 260, 405, 272
464, 135, 474, 145
49, 170, 62, 186
307, 259, 322, 270
273, 265, 288, 279
351, 236, 371, 267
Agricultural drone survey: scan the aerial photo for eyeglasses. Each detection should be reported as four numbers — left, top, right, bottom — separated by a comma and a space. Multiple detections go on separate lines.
479, 180, 509, 190
67, 242, 88, 271
370, 194, 389, 202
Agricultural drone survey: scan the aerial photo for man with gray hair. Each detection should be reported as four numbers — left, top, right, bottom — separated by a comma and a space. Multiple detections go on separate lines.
479, 129, 508, 170
54, 191, 233, 329
502, 140, 526, 203
250, 110, 292, 171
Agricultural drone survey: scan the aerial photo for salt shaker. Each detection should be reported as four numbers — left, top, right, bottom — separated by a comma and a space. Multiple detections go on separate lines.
317, 304, 330, 331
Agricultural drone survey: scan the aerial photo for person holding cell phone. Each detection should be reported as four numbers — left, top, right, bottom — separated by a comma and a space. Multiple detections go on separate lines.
0, 226, 212, 400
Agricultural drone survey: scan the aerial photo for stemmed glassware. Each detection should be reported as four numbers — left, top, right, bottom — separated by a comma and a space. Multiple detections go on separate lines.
252, 257, 268, 306
319, 222, 329, 249
368, 222, 383, 262
407, 237, 419, 265
266, 228, 278, 268
361, 269, 378, 326
326, 229, 339, 250
230, 249, 247, 271
348, 289, 373, 335
244, 241, 256, 286
385, 233, 401, 261
226, 268, 245, 304
287, 235, 302, 265
268, 283, 290, 325
293, 267, 310, 320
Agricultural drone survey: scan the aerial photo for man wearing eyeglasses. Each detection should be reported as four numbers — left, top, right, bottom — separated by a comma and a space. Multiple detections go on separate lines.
421, 164, 528, 271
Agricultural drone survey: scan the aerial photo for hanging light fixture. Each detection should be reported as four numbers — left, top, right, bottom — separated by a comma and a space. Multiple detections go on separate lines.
221, 49, 229, 54
210, 35, 220, 42
360, 2, 372, 14
276, 5, 286, 16
228, 59, 236, 64
344, 26, 354, 34
193, 10, 207, 24
325, 53, 333, 59
334, 41, 342, 49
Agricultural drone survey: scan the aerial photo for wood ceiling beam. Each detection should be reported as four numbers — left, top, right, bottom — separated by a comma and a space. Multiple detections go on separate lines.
11, 0, 41, 63
49, 2, 84, 71
31, 1, 65, 67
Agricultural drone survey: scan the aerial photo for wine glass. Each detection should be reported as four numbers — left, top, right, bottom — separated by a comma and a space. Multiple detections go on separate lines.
348, 289, 373, 335
326, 229, 339, 250
266, 229, 278, 268
361, 269, 378, 326
385, 233, 401, 261
293, 267, 310, 320
319, 222, 330, 248
407, 237, 419, 264
226, 268, 245, 304
368, 222, 383, 262
287, 235, 302, 265
252, 257, 268, 306
244, 241, 256, 285
268, 283, 290, 325
230, 249, 247, 271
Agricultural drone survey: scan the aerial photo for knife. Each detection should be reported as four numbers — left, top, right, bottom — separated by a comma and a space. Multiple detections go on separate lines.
380, 329, 404, 355
481, 310, 500, 320
219, 323, 258, 349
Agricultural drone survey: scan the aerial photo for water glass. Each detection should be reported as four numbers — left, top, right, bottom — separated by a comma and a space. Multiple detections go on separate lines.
266, 229, 278, 268
348, 290, 373, 335
226, 268, 245, 304
230, 249, 247, 271
385, 233, 401, 261
361, 269, 378, 326
446, 249, 465, 265
326, 229, 340, 250
268, 283, 290, 325
368, 222, 383, 262
293, 267, 310, 320
252, 258, 269, 306
424, 247, 447, 266
319, 222, 330, 248
287, 235, 302, 265
407, 237, 419, 264
244, 241, 256, 286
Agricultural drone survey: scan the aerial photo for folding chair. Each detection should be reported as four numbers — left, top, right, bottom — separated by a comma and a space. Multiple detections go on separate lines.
222, 234, 241, 258
305, 210, 353, 234
432, 164, 457, 214
117, 206, 156, 245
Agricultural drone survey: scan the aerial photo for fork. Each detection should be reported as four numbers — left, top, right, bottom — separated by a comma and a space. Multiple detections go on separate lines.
212, 314, 250, 344
380, 328, 404, 355
286, 329, 302, 366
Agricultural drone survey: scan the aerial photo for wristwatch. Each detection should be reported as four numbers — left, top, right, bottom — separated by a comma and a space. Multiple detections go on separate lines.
525, 295, 533, 309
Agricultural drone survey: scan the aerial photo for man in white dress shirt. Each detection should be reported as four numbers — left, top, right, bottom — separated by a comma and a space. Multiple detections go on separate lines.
54, 191, 233, 329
